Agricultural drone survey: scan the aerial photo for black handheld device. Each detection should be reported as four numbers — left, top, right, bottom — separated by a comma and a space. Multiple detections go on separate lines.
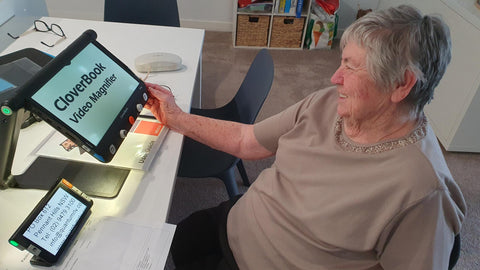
21, 29, 148, 162
8, 178, 93, 265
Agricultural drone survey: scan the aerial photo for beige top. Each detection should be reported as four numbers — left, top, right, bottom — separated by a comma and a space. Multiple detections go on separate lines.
227, 86, 466, 270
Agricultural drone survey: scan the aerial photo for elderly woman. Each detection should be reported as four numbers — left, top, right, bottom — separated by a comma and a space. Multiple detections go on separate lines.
146, 5, 466, 270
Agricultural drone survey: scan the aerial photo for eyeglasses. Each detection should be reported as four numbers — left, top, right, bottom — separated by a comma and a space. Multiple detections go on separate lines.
7, 20, 66, 48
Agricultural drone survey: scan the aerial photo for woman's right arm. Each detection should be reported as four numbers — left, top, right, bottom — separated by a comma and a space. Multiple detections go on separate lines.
144, 82, 274, 160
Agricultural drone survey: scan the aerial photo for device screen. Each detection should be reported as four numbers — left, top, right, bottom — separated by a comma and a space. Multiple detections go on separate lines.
0, 78, 15, 92
0, 57, 42, 93
30, 43, 140, 146
22, 187, 87, 256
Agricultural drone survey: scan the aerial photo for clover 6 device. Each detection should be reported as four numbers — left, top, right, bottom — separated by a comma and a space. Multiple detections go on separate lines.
20, 29, 148, 163
8, 178, 93, 265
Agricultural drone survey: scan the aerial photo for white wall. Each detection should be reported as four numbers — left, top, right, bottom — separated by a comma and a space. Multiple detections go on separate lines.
177, 0, 233, 31
45, 0, 103, 21
44, 0, 234, 31
43, 0, 379, 33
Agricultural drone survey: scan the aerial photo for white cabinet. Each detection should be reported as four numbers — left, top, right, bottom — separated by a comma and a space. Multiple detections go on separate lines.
232, 0, 311, 49
379, 0, 480, 152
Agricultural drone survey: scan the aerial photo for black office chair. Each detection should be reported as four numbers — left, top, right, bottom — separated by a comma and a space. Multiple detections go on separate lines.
448, 234, 461, 270
104, 0, 180, 27
177, 49, 274, 198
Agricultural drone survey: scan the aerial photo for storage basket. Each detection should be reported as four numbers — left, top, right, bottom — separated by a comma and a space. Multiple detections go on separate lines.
236, 15, 270, 47
270, 16, 305, 48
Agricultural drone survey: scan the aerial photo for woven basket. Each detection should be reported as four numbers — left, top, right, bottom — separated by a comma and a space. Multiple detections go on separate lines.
270, 16, 305, 48
236, 15, 270, 46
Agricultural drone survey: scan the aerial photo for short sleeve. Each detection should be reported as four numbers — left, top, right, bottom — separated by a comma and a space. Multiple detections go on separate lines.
254, 91, 321, 153
377, 189, 465, 270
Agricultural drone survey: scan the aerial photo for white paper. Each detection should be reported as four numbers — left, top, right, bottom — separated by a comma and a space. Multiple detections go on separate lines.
64, 217, 176, 270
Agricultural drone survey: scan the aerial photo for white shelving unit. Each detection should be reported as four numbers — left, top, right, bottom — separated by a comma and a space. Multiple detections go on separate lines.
232, 0, 312, 49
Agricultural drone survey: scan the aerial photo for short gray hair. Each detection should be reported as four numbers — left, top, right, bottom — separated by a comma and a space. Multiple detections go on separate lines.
341, 5, 451, 113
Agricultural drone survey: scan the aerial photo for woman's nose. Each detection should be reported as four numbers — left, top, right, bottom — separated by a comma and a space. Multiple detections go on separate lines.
330, 67, 343, 85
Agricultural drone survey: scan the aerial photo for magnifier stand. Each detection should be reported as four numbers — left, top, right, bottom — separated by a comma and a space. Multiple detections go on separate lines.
1, 110, 129, 198
1, 109, 24, 190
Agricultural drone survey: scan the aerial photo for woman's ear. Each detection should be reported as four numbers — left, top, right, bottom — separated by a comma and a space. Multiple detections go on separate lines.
391, 69, 417, 103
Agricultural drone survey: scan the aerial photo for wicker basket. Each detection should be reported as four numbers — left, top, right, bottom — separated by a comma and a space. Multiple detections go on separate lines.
236, 15, 270, 47
270, 16, 305, 48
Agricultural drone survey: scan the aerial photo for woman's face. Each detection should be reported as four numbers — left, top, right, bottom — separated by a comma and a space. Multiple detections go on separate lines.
330, 42, 392, 122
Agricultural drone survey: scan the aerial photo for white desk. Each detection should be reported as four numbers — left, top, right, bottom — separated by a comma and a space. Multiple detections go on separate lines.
0, 17, 204, 269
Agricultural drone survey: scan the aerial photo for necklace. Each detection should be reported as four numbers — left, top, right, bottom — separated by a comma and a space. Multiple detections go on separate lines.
335, 116, 428, 154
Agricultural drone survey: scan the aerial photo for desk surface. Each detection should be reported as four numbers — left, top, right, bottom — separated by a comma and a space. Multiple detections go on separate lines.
0, 17, 204, 269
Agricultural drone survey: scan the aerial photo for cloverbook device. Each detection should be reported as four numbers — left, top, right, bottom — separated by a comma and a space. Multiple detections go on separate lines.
9, 178, 93, 266
21, 29, 148, 163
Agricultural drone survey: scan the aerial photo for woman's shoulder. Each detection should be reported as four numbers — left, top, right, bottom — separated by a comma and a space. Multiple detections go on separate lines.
307, 86, 337, 104
296, 86, 338, 118
389, 123, 456, 197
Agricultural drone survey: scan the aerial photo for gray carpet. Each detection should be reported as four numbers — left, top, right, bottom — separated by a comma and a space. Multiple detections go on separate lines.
165, 31, 479, 269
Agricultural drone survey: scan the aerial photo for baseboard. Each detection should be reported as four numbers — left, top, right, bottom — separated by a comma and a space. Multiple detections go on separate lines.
180, 19, 232, 32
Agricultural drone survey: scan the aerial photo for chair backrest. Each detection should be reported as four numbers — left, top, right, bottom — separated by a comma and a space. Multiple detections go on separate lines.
448, 234, 461, 270
232, 48, 274, 124
104, 0, 180, 27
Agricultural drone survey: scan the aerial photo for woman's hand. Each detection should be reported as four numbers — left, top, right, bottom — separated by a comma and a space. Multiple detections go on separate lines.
144, 82, 183, 129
